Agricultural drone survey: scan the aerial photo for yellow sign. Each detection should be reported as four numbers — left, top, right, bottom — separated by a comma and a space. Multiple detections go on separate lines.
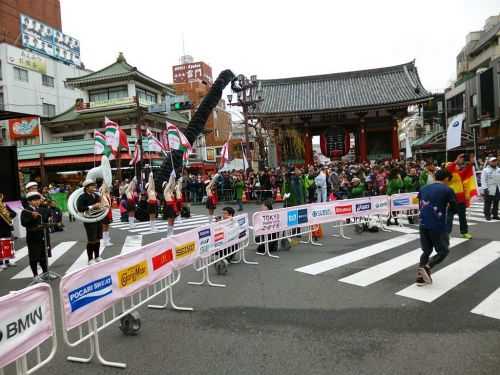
8, 50, 47, 74
175, 241, 196, 259
411, 196, 419, 205
117, 260, 149, 288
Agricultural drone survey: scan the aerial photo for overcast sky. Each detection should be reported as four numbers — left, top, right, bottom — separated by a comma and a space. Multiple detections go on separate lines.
60, 0, 499, 93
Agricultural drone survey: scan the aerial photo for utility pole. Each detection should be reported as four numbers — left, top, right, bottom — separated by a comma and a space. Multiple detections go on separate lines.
135, 96, 144, 186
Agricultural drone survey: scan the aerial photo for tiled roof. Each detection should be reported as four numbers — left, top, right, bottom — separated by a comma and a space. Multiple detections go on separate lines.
45, 105, 189, 126
66, 53, 173, 93
253, 61, 431, 115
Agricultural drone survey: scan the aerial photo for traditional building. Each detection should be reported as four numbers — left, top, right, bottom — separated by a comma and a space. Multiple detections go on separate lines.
251, 61, 432, 164
17, 53, 188, 183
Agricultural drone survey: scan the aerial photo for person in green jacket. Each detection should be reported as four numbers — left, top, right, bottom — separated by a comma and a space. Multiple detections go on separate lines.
349, 177, 365, 198
233, 176, 245, 211
403, 167, 420, 193
386, 169, 404, 195
419, 163, 435, 188
386, 168, 404, 226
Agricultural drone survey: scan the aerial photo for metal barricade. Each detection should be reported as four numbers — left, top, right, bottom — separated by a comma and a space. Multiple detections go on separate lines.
0, 284, 57, 375
189, 236, 252, 288
253, 224, 316, 259
388, 193, 420, 231
60, 269, 185, 369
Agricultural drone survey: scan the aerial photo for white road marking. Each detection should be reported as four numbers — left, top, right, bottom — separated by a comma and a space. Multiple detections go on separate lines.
120, 235, 143, 254
295, 233, 419, 276
396, 241, 500, 302
471, 286, 500, 320
66, 243, 106, 274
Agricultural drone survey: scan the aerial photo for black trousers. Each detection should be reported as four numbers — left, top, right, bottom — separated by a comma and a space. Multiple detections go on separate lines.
27, 235, 48, 276
484, 188, 500, 219
419, 227, 450, 269
447, 202, 468, 234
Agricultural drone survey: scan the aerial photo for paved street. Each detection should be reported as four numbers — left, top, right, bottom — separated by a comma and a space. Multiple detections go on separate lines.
1, 200, 500, 375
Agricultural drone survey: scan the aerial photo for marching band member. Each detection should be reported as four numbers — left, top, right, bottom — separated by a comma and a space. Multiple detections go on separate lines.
100, 181, 113, 247
21, 192, 47, 280
145, 172, 158, 232
163, 172, 177, 237
22, 181, 39, 209
206, 174, 219, 223
76, 180, 103, 265
175, 176, 184, 223
0, 193, 17, 269
126, 177, 138, 228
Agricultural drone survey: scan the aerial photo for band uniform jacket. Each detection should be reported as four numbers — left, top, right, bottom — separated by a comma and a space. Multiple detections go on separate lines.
76, 192, 100, 214
21, 207, 45, 247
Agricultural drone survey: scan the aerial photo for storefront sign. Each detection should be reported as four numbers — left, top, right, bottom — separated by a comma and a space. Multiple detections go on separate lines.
8, 117, 40, 139
173, 62, 213, 84
7, 48, 47, 74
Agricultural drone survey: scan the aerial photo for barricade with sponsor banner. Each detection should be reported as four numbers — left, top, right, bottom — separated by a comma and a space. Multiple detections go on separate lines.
389, 192, 420, 225
0, 283, 57, 375
252, 196, 393, 252
58, 213, 251, 369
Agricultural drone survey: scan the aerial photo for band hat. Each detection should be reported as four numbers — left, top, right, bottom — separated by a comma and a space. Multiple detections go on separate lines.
25, 182, 38, 189
489, 156, 497, 162
82, 179, 96, 188
26, 192, 42, 201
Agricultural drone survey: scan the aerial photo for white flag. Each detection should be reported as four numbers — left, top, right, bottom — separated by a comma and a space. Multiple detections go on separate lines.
405, 136, 412, 159
446, 113, 465, 151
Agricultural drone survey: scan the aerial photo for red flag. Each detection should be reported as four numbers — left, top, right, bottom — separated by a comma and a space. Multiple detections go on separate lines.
119, 128, 130, 155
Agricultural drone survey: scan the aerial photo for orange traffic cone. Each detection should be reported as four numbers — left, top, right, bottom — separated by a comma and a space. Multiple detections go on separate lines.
275, 188, 283, 202
241, 191, 248, 203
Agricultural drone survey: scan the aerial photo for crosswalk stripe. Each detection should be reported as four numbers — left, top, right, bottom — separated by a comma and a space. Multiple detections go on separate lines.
398, 218, 476, 227
12, 246, 29, 261
466, 216, 493, 223
12, 241, 77, 279
66, 243, 106, 274
126, 218, 209, 233
396, 241, 500, 302
471, 286, 500, 320
294, 233, 419, 276
387, 226, 418, 234
121, 235, 142, 254
339, 237, 468, 287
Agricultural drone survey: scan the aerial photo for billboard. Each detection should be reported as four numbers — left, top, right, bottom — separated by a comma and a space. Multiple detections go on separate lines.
20, 14, 81, 66
8, 117, 40, 139
172, 62, 213, 84
7, 47, 47, 74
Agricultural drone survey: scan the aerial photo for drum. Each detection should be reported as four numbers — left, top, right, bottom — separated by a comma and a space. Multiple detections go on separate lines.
0, 238, 14, 260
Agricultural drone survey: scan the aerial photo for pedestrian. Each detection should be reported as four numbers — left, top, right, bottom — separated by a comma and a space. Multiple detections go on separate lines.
415, 169, 456, 286
233, 175, 245, 211
480, 156, 500, 220
446, 153, 475, 239
21, 192, 48, 281
315, 167, 327, 203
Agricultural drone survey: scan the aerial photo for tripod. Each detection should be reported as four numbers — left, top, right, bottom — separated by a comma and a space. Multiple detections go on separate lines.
30, 222, 61, 285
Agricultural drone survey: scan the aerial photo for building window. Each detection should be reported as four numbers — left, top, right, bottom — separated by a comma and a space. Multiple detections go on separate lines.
42, 74, 55, 87
136, 87, 157, 104
13, 67, 29, 82
43, 103, 56, 117
89, 86, 128, 102
64, 81, 74, 90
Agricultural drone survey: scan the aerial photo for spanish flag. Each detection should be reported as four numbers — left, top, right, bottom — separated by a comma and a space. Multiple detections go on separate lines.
446, 162, 478, 207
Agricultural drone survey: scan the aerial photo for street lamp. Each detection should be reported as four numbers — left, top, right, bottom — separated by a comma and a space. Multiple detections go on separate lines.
227, 74, 264, 171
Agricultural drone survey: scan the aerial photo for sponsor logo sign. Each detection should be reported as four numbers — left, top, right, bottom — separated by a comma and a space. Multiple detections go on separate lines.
260, 212, 281, 232
375, 200, 388, 209
152, 249, 173, 271
175, 241, 196, 259
335, 205, 353, 215
411, 196, 419, 205
297, 209, 308, 224
68, 276, 112, 312
393, 197, 410, 207
287, 210, 298, 226
355, 202, 371, 212
117, 261, 149, 289
239, 230, 247, 239
311, 207, 332, 219
0, 305, 43, 343
198, 228, 211, 255
238, 217, 246, 227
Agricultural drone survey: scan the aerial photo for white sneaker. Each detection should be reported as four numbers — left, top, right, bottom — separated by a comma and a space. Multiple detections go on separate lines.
95, 257, 103, 263
88, 259, 96, 266
0, 264, 7, 270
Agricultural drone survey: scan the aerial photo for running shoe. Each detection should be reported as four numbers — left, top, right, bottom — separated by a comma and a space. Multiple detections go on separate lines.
421, 266, 432, 284
462, 233, 472, 239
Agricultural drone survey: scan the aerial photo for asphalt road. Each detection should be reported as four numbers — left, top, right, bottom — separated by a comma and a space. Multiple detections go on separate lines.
1, 201, 500, 375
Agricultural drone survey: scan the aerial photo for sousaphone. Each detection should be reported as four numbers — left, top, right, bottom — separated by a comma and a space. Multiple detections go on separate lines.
67, 155, 112, 223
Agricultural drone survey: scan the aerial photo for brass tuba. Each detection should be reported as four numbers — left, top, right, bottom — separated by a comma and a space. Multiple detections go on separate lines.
67, 155, 113, 223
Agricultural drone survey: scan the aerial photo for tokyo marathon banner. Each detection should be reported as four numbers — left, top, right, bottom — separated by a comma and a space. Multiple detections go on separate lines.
390, 193, 419, 211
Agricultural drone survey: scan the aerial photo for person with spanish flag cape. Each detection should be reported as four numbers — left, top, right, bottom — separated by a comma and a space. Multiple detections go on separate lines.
445, 153, 478, 239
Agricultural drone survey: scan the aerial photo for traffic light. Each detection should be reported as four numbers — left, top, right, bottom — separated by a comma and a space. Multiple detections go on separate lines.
170, 100, 192, 111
